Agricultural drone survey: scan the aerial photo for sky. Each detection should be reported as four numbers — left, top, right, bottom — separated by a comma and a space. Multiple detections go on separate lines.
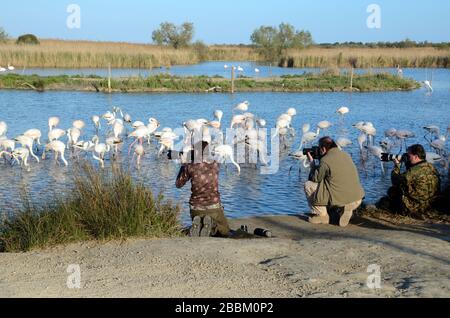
0, 0, 449, 44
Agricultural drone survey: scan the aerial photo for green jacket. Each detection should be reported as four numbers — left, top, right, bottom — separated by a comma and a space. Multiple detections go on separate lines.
309, 148, 365, 206
391, 161, 441, 214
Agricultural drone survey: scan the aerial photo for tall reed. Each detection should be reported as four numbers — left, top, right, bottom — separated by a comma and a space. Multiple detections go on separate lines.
0, 163, 182, 252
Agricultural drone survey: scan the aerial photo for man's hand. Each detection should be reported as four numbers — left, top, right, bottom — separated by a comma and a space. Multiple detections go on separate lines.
393, 158, 401, 167
307, 152, 316, 167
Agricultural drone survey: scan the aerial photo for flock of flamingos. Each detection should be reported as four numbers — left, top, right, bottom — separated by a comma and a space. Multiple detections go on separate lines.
0, 101, 448, 177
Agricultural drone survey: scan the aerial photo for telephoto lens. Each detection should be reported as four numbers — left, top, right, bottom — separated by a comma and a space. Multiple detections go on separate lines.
254, 228, 273, 238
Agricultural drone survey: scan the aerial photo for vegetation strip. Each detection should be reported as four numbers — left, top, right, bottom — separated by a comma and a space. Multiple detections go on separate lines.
0, 72, 421, 93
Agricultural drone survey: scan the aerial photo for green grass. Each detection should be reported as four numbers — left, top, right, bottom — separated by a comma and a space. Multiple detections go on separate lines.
0, 72, 421, 93
0, 163, 182, 253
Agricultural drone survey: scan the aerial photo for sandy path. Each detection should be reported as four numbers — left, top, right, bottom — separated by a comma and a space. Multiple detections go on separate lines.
0, 215, 449, 298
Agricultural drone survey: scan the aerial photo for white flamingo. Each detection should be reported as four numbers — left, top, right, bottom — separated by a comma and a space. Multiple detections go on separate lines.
92, 136, 111, 169
48, 128, 66, 142
48, 117, 60, 131
92, 115, 101, 132
23, 129, 42, 146
43, 140, 68, 167
11, 148, 30, 170
14, 135, 40, 162
212, 144, 241, 174
234, 101, 249, 113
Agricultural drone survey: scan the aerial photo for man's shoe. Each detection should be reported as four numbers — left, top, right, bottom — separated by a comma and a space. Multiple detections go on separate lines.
189, 216, 202, 237
308, 214, 330, 225
200, 216, 215, 237
339, 209, 353, 227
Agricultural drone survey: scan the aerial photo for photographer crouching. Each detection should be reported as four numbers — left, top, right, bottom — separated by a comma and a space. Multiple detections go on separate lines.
175, 141, 231, 238
377, 144, 441, 217
304, 137, 365, 227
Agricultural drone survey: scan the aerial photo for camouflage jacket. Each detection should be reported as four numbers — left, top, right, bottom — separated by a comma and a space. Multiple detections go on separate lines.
391, 161, 441, 214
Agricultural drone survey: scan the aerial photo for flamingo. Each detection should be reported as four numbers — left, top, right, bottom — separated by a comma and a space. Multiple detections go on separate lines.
158, 130, 178, 156
289, 150, 310, 173
67, 128, 81, 149
0, 138, 15, 162
208, 110, 223, 130
72, 120, 86, 131
337, 138, 352, 149
212, 144, 241, 174
234, 101, 249, 113
48, 128, 66, 142
317, 121, 333, 135
366, 145, 386, 174
396, 130, 415, 152
146, 118, 160, 143
48, 117, 60, 131
133, 144, 145, 168
92, 136, 111, 169
337, 107, 350, 117
128, 125, 149, 155
424, 80, 433, 93
286, 108, 297, 117
132, 121, 145, 129
0, 121, 7, 137
297, 124, 319, 151
42, 140, 68, 166
24, 129, 42, 146
11, 148, 30, 170
92, 115, 101, 132
14, 135, 40, 163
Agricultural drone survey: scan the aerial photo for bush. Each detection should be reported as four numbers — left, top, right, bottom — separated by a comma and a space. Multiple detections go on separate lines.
0, 163, 182, 252
16, 34, 40, 45
0, 27, 8, 43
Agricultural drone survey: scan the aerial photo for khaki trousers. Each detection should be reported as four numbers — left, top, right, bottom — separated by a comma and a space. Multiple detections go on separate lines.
304, 181, 362, 216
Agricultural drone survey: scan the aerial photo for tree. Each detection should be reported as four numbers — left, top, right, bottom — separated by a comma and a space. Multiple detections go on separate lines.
152, 22, 194, 49
251, 23, 313, 61
0, 27, 9, 43
250, 26, 280, 61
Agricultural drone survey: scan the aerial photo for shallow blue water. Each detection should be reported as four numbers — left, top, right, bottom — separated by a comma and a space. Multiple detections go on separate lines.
0, 68, 448, 223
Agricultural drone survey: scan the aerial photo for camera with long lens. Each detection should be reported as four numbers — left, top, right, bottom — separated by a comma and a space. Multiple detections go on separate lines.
167, 150, 194, 162
303, 146, 321, 160
380, 153, 408, 163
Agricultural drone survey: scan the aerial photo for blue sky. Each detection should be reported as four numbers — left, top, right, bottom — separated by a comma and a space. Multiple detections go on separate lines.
1, 0, 449, 44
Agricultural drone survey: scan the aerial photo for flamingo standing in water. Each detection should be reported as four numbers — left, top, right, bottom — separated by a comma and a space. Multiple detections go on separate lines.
11, 148, 30, 171
14, 135, 40, 163
92, 136, 110, 169
212, 144, 241, 175
48, 117, 60, 131
42, 140, 68, 167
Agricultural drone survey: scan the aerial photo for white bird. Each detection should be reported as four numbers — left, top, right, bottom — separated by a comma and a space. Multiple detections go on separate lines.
0, 67, 6, 72
132, 121, 145, 129
230, 115, 246, 129
237, 66, 244, 72
384, 128, 397, 138
24, 129, 42, 146
424, 80, 433, 93
396, 130, 415, 151
209, 110, 223, 130
92, 137, 111, 169
128, 125, 150, 154
254, 68, 260, 73
14, 135, 39, 163
123, 113, 132, 124
426, 152, 442, 164
48, 117, 60, 131
234, 101, 249, 113
67, 128, 81, 149
48, 128, 66, 142
337, 138, 352, 149
0, 121, 7, 137
43, 140, 68, 167
72, 120, 86, 131
212, 145, 241, 174
337, 107, 350, 117
11, 148, 30, 170
286, 108, 297, 117
133, 144, 145, 168
7, 64, 15, 71
146, 118, 160, 143
92, 115, 101, 132
158, 130, 178, 156
224, 65, 229, 69
366, 145, 386, 174
256, 118, 267, 128
317, 121, 333, 134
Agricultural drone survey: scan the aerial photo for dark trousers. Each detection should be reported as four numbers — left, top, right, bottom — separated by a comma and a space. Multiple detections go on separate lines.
190, 207, 231, 237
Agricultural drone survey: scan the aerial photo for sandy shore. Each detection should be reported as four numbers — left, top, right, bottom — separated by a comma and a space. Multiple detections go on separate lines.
0, 214, 449, 298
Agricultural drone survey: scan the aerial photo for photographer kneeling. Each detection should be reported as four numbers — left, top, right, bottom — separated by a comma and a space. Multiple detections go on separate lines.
304, 137, 365, 227
378, 144, 441, 216
175, 141, 231, 238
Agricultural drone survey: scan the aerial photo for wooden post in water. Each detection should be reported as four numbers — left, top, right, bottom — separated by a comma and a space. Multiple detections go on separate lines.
108, 63, 112, 94
350, 67, 354, 91
231, 66, 235, 94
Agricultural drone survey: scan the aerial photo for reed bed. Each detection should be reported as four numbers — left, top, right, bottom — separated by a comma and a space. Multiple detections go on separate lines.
0, 163, 182, 252
281, 47, 450, 68
1, 39, 448, 69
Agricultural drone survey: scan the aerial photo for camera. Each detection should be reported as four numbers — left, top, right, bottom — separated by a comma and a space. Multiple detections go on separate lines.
303, 146, 321, 160
167, 150, 183, 160
381, 153, 408, 163
167, 150, 194, 162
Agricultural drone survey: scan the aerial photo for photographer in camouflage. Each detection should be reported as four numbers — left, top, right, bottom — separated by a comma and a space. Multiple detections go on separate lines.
379, 144, 441, 216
